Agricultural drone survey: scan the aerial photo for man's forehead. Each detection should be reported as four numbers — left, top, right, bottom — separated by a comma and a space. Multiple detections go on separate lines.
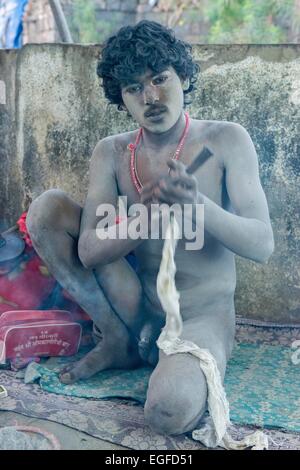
127, 66, 173, 84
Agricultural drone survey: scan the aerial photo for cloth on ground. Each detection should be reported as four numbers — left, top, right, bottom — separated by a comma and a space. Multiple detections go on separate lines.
23, 340, 300, 434
2, 368, 299, 450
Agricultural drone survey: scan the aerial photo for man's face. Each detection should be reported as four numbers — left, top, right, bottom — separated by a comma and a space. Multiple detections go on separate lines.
121, 66, 185, 133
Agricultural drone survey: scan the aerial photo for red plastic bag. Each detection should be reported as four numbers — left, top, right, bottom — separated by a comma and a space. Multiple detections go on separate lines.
0, 212, 91, 323
0, 247, 56, 314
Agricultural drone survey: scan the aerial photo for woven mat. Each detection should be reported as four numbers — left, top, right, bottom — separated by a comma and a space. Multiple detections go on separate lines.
0, 318, 300, 450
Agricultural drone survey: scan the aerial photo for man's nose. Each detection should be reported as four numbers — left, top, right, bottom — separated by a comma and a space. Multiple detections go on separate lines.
143, 85, 159, 104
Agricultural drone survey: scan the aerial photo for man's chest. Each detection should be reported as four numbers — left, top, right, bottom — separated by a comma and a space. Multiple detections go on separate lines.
116, 142, 225, 208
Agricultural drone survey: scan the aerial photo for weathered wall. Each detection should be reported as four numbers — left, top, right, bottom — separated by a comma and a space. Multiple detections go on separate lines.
0, 50, 23, 232
192, 45, 300, 324
0, 44, 299, 323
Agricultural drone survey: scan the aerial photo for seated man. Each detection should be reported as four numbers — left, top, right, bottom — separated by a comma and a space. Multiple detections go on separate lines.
27, 20, 274, 436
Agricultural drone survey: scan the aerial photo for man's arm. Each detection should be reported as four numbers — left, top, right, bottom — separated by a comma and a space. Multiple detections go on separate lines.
199, 122, 274, 263
78, 138, 143, 268
146, 123, 274, 263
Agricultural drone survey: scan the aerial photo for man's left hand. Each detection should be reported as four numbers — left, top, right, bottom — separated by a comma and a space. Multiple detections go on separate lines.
151, 159, 198, 206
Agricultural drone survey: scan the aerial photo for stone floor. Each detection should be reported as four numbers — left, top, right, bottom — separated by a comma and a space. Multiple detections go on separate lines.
0, 410, 128, 450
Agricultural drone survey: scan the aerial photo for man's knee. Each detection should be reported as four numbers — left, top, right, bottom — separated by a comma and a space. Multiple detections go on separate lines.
27, 189, 69, 241
144, 378, 207, 436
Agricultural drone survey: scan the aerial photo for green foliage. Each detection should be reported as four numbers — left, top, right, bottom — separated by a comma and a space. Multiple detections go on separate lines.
69, 0, 116, 44
156, 0, 299, 43
203, 0, 297, 43
67, 0, 300, 44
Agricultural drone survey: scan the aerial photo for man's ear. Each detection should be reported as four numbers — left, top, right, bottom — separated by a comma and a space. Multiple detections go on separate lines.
120, 104, 132, 119
182, 78, 190, 92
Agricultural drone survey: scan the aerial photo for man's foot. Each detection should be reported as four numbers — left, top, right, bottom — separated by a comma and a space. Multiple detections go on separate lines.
59, 335, 141, 384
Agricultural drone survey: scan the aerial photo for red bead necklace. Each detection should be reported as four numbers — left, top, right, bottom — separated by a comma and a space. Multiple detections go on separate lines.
128, 112, 190, 194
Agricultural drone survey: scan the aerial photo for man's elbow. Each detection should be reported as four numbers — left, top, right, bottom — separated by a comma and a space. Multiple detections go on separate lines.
255, 234, 275, 264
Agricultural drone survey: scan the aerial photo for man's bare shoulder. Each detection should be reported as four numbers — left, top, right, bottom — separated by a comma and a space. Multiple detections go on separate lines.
192, 119, 252, 166
93, 130, 138, 162
192, 118, 246, 141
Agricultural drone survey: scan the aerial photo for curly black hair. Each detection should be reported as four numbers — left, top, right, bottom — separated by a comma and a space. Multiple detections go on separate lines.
97, 20, 200, 111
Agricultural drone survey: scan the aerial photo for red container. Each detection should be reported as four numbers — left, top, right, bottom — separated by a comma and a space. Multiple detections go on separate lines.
0, 309, 72, 326
0, 310, 82, 364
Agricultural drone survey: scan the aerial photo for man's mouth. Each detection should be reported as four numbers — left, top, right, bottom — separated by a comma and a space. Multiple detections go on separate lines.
145, 108, 166, 118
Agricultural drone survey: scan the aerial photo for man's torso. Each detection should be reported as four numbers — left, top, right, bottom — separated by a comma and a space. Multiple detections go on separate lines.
107, 118, 236, 322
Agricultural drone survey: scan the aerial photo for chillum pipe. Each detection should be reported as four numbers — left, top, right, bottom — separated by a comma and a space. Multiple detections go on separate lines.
186, 146, 213, 175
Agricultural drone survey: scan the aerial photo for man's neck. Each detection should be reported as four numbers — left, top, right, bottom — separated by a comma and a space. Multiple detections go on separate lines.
141, 111, 187, 151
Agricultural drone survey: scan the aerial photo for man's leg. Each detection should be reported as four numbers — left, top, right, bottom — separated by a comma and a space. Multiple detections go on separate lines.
144, 311, 235, 436
27, 189, 143, 383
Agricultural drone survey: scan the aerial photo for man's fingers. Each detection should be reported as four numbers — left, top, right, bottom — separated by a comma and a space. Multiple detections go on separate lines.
153, 183, 193, 205
167, 159, 182, 178
158, 172, 197, 192
140, 166, 197, 206
156, 182, 186, 198
167, 159, 195, 187
167, 174, 197, 190
167, 159, 186, 173
154, 191, 182, 206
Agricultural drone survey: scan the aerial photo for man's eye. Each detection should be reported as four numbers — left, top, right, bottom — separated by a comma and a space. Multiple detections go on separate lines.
127, 85, 142, 93
153, 76, 168, 85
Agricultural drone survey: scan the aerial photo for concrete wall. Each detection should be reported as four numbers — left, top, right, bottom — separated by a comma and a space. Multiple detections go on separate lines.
0, 44, 299, 323
0, 49, 23, 232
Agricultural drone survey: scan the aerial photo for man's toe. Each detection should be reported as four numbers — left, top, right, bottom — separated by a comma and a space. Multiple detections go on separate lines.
59, 370, 77, 384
